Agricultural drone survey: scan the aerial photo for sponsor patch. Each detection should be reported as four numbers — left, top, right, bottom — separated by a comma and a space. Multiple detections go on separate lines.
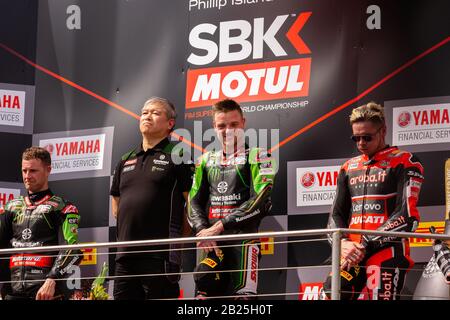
46, 200, 60, 208
62, 204, 78, 214
201, 258, 218, 269
153, 159, 170, 165
124, 159, 137, 166
348, 163, 359, 170
260, 168, 275, 175
68, 217, 79, 225
256, 150, 270, 162
123, 165, 135, 173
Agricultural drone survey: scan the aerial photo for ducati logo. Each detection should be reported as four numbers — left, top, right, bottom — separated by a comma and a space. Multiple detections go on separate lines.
217, 181, 228, 194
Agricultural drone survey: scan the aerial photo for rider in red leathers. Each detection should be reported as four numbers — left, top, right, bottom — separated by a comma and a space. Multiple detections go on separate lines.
323, 102, 424, 300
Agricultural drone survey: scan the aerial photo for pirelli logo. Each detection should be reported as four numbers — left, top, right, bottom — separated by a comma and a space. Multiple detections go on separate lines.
410, 221, 445, 247
260, 237, 274, 255
80, 246, 97, 265
201, 258, 218, 268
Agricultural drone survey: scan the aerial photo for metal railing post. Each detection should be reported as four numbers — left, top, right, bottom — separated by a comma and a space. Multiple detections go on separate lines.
331, 230, 341, 300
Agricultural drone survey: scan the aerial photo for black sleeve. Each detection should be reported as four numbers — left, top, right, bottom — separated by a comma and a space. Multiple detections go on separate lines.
110, 160, 123, 197
327, 167, 351, 242
175, 156, 194, 193
0, 206, 12, 248
0, 206, 13, 284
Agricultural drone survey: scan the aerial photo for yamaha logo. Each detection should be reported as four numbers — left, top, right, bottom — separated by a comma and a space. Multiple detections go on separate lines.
160, 155, 165, 160
43, 144, 54, 154
397, 111, 411, 127
217, 181, 228, 194
22, 228, 32, 240
301, 172, 315, 188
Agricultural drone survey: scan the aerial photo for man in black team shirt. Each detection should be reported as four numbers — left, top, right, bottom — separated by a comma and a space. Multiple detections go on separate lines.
110, 97, 193, 300
0, 147, 82, 300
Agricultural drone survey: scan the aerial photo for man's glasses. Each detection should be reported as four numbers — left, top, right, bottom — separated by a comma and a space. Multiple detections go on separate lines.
350, 127, 382, 142
350, 135, 374, 142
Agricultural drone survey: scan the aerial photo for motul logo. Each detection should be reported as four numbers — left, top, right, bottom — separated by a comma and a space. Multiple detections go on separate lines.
0, 193, 14, 206
413, 109, 449, 126
0, 94, 21, 109
188, 13, 311, 66
186, 58, 311, 108
299, 283, 323, 300
55, 139, 101, 156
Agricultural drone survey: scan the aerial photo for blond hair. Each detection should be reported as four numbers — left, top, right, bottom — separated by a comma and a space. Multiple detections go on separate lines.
350, 102, 385, 125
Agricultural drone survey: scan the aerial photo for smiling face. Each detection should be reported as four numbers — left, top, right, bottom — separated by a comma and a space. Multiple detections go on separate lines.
351, 121, 386, 157
213, 110, 246, 153
139, 102, 175, 138
22, 158, 51, 193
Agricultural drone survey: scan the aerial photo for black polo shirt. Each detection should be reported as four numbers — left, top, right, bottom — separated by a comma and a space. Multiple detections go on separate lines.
110, 138, 193, 262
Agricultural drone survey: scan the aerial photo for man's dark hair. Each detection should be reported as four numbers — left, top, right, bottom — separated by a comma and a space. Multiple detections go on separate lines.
212, 99, 244, 118
22, 147, 51, 166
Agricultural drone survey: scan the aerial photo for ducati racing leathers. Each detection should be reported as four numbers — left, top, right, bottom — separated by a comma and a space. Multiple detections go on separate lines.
188, 148, 276, 297
324, 146, 424, 300
0, 190, 82, 298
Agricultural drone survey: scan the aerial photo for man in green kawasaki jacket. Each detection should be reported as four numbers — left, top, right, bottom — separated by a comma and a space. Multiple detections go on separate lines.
0, 147, 82, 300
188, 99, 276, 299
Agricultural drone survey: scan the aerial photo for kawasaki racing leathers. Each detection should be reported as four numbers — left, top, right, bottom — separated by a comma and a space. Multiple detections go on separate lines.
0, 190, 82, 298
188, 148, 276, 297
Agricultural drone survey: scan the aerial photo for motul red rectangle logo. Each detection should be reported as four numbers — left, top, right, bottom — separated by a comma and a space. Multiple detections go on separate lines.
299, 282, 324, 300
186, 58, 311, 109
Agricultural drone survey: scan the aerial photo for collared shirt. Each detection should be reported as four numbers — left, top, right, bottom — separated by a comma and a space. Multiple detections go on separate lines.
110, 138, 193, 261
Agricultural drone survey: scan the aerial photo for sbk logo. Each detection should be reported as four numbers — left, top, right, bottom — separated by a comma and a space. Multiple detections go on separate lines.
186, 12, 312, 108
188, 13, 311, 66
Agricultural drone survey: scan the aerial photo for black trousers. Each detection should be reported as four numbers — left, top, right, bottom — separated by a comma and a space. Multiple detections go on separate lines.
113, 258, 180, 300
